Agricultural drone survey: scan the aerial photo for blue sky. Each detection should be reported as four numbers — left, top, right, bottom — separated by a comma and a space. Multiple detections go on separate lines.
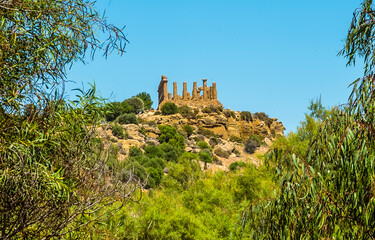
67, 0, 364, 133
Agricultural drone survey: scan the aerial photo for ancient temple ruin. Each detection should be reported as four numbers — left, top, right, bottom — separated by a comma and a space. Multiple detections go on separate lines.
157, 75, 222, 109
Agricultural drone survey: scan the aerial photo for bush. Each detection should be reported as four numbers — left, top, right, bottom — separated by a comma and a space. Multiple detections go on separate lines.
124, 97, 144, 114
229, 161, 246, 171
196, 140, 211, 150
244, 138, 260, 154
183, 124, 194, 137
112, 123, 126, 139
197, 126, 215, 138
249, 134, 265, 145
105, 101, 134, 121
158, 125, 185, 150
159, 143, 180, 162
214, 148, 230, 159
144, 145, 166, 159
161, 102, 179, 115
129, 146, 143, 157
229, 135, 243, 143
209, 137, 220, 147
240, 111, 252, 122
253, 112, 273, 126
199, 150, 213, 169
224, 110, 236, 119
118, 113, 138, 124
179, 105, 196, 119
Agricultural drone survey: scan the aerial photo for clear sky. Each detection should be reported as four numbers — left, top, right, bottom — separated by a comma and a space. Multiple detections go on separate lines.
66, 0, 365, 133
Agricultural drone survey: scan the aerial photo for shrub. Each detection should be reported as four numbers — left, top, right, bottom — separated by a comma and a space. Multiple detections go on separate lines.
199, 150, 213, 169
182, 124, 194, 137
135, 92, 153, 110
124, 97, 144, 114
214, 148, 230, 158
209, 137, 220, 147
179, 105, 196, 119
118, 113, 138, 124
248, 134, 265, 146
229, 161, 246, 171
229, 135, 243, 143
129, 146, 143, 157
212, 155, 222, 165
233, 148, 241, 157
105, 101, 133, 122
224, 110, 236, 119
244, 138, 260, 154
112, 123, 126, 139
196, 140, 211, 150
197, 126, 215, 138
158, 125, 185, 150
144, 145, 166, 159
240, 111, 252, 122
253, 112, 273, 126
161, 102, 179, 115
159, 143, 180, 162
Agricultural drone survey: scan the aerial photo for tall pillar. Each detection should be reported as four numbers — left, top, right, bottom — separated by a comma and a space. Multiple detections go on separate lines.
192, 82, 198, 99
168, 93, 172, 100
183, 82, 188, 100
202, 79, 207, 100
209, 86, 212, 99
212, 82, 217, 100
173, 82, 177, 100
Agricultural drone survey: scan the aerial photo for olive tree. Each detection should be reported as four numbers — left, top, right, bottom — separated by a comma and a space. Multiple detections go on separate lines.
0, 1, 142, 239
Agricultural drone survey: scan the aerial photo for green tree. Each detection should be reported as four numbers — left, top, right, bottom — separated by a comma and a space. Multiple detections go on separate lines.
124, 97, 144, 114
240, 1, 375, 238
0, 1, 140, 238
135, 92, 153, 110
160, 102, 179, 115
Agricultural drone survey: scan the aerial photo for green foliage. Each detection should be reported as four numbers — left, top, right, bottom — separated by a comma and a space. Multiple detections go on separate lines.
224, 109, 236, 119
197, 126, 216, 138
229, 161, 246, 171
199, 150, 212, 169
159, 143, 180, 162
160, 102, 179, 115
135, 92, 153, 110
182, 124, 194, 137
105, 101, 134, 121
240, 111, 252, 122
244, 138, 260, 154
124, 97, 144, 114
229, 135, 243, 143
117, 113, 138, 124
129, 146, 143, 157
179, 105, 196, 119
196, 140, 211, 150
209, 137, 220, 147
112, 123, 127, 139
253, 112, 273, 126
240, 3, 375, 237
158, 125, 185, 150
214, 148, 230, 159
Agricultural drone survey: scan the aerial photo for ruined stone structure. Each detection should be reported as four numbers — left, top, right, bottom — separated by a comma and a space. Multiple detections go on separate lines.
157, 75, 222, 109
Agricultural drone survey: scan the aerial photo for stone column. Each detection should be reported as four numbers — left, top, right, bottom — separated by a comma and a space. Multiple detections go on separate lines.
212, 82, 217, 100
168, 93, 172, 100
192, 82, 198, 100
183, 82, 188, 100
202, 79, 207, 100
209, 86, 212, 99
162, 75, 168, 99
173, 82, 177, 100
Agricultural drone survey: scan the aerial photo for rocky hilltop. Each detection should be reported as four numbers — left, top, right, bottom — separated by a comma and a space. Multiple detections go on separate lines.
99, 107, 285, 171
